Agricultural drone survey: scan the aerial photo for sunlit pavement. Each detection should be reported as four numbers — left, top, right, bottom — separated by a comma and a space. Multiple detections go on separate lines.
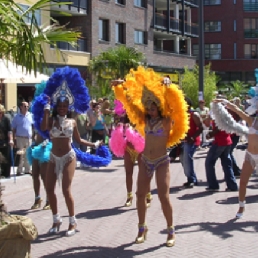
3, 146, 258, 258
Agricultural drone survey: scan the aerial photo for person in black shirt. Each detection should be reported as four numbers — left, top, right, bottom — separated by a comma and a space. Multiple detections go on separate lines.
0, 104, 14, 178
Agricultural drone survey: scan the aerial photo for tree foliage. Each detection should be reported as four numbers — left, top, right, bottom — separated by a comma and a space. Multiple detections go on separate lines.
89, 45, 145, 100
0, 0, 81, 74
181, 64, 217, 108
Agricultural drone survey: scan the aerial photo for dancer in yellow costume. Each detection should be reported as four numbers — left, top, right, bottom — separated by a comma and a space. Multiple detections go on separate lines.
112, 66, 188, 247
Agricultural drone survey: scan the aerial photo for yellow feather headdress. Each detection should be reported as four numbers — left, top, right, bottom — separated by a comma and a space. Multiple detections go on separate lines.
113, 66, 189, 147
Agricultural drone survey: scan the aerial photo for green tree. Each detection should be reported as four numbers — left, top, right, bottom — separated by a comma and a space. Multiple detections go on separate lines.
217, 80, 249, 100
0, 0, 81, 74
181, 64, 217, 108
89, 45, 145, 100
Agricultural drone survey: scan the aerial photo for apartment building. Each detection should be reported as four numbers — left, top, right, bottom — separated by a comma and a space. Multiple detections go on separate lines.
4, 0, 199, 109
55, 0, 198, 82
191, 0, 258, 84
4, 0, 90, 110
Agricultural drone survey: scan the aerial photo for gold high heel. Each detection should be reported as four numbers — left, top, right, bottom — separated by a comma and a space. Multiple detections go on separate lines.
125, 192, 133, 207
31, 198, 43, 209
166, 226, 176, 247
135, 224, 148, 244
146, 192, 153, 208
43, 201, 51, 210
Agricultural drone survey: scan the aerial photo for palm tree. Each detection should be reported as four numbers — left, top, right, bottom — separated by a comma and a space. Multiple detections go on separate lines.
0, 0, 81, 74
89, 45, 145, 99
0, 0, 81, 224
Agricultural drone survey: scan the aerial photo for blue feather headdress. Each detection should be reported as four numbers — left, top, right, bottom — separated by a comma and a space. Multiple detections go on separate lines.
246, 68, 258, 115
44, 66, 90, 113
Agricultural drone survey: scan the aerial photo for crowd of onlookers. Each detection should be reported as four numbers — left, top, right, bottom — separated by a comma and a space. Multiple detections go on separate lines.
0, 92, 251, 183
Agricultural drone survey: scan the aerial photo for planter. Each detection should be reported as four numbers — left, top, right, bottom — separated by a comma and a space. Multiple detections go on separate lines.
0, 215, 38, 258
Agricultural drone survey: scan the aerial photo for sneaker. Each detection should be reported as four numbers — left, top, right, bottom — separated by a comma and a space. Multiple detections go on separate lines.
205, 187, 219, 192
225, 188, 238, 192
183, 182, 194, 188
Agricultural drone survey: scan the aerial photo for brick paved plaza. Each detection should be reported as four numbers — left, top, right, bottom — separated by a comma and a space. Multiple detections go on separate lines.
3, 147, 258, 258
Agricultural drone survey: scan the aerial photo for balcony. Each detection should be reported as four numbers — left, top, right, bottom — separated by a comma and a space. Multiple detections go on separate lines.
244, 29, 258, 38
51, 0, 87, 16
51, 39, 87, 52
171, 0, 198, 8
154, 13, 198, 38
243, 2, 258, 12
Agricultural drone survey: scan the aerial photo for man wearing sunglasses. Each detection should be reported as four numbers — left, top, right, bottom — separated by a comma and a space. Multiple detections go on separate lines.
12, 102, 34, 176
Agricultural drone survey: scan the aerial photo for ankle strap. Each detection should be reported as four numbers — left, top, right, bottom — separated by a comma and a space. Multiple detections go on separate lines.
167, 226, 175, 235
239, 201, 246, 207
138, 223, 147, 232
53, 214, 61, 223
146, 192, 152, 199
127, 192, 133, 198
69, 216, 77, 225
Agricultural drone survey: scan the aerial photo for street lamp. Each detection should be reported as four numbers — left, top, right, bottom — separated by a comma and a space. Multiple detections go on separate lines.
198, 0, 204, 101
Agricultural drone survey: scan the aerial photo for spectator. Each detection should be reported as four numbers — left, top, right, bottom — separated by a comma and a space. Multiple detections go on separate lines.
183, 97, 203, 188
205, 120, 238, 191
12, 101, 34, 175
0, 104, 14, 178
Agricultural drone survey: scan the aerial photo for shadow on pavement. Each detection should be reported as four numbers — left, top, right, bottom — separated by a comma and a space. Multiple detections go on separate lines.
177, 191, 215, 200
175, 219, 258, 239
76, 206, 136, 220
9, 208, 38, 216
216, 194, 258, 205
81, 168, 118, 173
40, 243, 163, 258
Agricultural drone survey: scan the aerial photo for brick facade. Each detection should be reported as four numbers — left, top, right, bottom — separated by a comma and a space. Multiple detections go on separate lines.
57, 0, 196, 71
192, 1, 258, 82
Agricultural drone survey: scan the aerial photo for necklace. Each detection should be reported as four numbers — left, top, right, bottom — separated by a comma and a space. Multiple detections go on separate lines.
57, 115, 67, 127
149, 117, 160, 126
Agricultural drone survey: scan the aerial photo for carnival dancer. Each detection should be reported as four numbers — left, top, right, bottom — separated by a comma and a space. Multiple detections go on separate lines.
112, 67, 189, 247
29, 81, 51, 210
211, 68, 258, 218
34, 67, 111, 237
109, 100, 152, 207
213, 69, 258, 218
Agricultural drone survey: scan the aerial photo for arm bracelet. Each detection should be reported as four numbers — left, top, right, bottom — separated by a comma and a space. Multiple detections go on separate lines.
44, 104, 51, 110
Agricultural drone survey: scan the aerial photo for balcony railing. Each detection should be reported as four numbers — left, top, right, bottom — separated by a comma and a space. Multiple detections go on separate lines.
244, 29, 258, 38
52, 0, 87, 14
244, 54, 258, 59
243, 2, 258, 12
154, 13, 198, 37
51, 39, 87, 52
171, 0, 198, 7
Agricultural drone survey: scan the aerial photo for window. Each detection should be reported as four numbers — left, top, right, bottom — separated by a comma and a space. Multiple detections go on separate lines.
204, 21, 221, 32
99, 19, 109, 41
243, 0, 258, 11
244, 44, 258, 58
134, 30, 147, 44
204, 0, 221, 5
18, 4, 41, 25
192, 44, 221, 59
244, 18, 258, 38
115, 0, 125, 5
234, 20, 237, 31
234, 43, 237, 59
134, 0, 147, 8
115, 23, 126, 44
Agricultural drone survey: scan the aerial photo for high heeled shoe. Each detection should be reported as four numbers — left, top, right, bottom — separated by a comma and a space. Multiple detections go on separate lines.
66, 216, 77, 237
42, 201, 51, 210
166, 226, 176, 247
236, 201, 246, 218
146, 192, 153, 208
31, 198, 42, 210
49, 214, 62, 234
124, 192, 133, 207
135, 224, 148, 244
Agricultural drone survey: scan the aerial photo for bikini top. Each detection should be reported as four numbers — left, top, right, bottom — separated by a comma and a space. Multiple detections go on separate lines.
144, 119, 165, 137
249, 117, 258, 135
50, 117, 73, 139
